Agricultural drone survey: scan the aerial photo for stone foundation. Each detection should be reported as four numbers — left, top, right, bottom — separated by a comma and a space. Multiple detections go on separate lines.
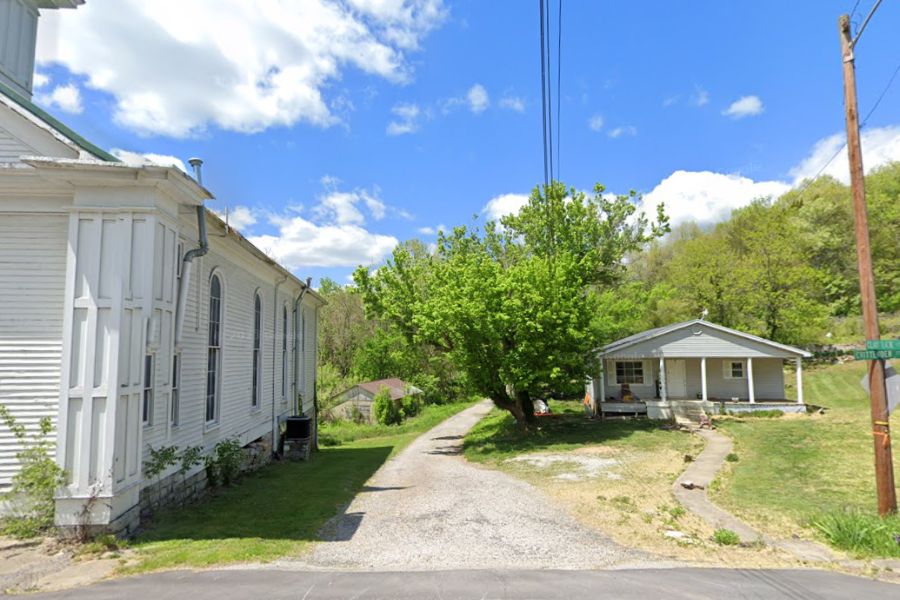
284, 438, 311, 462
137, 433, 274, 526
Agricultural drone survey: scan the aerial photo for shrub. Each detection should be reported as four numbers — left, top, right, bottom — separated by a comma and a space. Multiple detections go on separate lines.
713, 528, 741, 545
401, 395, 422, 419
0, 406, 66, 538
725, 453, 739, 462
205, 438, 243, 486
813, 509, 900, 558
373, 387, 401, 425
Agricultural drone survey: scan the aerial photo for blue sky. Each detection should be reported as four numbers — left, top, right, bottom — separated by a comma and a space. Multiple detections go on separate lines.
33, 0, 900, 285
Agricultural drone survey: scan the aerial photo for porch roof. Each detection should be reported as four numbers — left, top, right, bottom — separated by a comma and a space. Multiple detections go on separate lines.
598, 319, 811, 359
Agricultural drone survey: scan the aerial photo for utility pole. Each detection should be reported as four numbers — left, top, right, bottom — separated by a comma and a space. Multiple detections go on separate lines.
838, 13, 897, 516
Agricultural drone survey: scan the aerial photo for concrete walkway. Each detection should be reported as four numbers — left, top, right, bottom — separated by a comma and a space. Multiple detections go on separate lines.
291, 400, 645, 571
674, 428, 837, 562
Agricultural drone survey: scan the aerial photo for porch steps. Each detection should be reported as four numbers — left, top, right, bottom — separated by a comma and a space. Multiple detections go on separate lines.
671, 401, 707, 425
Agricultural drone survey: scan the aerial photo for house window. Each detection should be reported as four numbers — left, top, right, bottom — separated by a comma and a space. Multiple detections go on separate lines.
615, 361, 644, 385
171, 354, 180, 426
724, 360, 745, 379
252, 293, 262, 408
206, 274, 222, 423
281, 305, 288, 400
142, 354, 154, 426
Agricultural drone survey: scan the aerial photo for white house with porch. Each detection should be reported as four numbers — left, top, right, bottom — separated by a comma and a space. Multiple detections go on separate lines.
586, 320, 811, 421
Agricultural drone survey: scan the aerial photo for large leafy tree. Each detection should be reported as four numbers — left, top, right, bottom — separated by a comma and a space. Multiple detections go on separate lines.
355, 182, 666, 429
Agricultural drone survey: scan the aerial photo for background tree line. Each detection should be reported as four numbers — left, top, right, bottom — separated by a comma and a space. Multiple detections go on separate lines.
317, 165, 900, 427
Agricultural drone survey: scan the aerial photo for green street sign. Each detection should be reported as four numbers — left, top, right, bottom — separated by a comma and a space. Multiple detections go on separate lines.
853, 349, 900, 360
866, 339, 900, 351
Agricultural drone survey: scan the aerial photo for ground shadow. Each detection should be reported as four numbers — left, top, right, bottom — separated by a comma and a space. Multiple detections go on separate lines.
463, 400, 684, 459
360, 485, 408, 492
431, 435, 463, 441
426, 445, 463, 456
135, 445, 393, 546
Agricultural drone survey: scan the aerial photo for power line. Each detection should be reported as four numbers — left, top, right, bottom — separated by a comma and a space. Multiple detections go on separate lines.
851, 0, 883, 48
789, 54, 899, 204
556, 0, 562, 182
849, 0, 862, 22
545, 0, 554, 183
539, 0, 549, 189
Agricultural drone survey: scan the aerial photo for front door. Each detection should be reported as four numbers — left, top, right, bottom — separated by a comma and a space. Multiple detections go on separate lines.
666, 359, 687, 398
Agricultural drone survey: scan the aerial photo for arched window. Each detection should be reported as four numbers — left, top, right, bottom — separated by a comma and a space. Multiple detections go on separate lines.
206, 274, 222, 423
281, 305, 288, 400
252, 293, 262, 408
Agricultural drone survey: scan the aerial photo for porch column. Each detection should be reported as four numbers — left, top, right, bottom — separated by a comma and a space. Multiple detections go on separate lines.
796, 357, 804, 404
747, 357, 755, 403
659, 356, 667, 401
599, 360, 606, 406
700, 357, 708, 402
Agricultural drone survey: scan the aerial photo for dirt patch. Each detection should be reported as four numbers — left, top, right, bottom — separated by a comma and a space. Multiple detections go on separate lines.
500, 443, 802, 568
0, 536, 130, 594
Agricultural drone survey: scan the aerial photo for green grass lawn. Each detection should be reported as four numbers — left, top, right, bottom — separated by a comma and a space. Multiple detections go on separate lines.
712, 360, 900, 557
126, 400, 476, 573
464, 400, 698, 463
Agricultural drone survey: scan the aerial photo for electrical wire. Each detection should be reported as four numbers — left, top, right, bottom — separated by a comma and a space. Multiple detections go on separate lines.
851, 0, 883, 48
545, 0, 554, 183
539, 0, 549, 189
556, 0, 562, 182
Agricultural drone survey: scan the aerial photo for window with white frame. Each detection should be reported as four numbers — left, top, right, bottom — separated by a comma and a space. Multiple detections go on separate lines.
281, 305, 288, 400
614, 360, 645, 385
252, 293, 262, 409
171, 354, 180, 426
206, 274, 222, 423
142, 354, 154, 426
724, 360, 745, 379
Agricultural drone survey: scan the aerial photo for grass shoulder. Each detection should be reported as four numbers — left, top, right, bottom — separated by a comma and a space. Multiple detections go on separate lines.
710, 360, 900, 558
124, 399, 477, 574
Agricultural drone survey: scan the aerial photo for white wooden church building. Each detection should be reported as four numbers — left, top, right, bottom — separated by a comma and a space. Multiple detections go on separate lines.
0, 0, 322, 532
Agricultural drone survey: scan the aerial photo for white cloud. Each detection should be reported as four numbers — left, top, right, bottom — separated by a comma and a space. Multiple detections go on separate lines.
386, 102, 422, 135
466, 83, 489, 113
691, 86, 709, 107
37, 0, 447, 137
608, 125, 637, 138
249, 216, 398, 268
32, 72, 50, 89
110, 148, 187, 172
212, 205, 257, 232
483, 193, 528, 221
313, 187, 386, 225
499, 96, 525, 112
723, 95, 764, 119
789, 125, 900, 185
641, 170, 790, 227
418, 226, 435, 235
588, 114, 604, 132
35, 83, 83, 114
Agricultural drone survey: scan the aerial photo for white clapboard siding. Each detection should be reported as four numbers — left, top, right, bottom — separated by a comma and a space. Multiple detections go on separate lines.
0, 123, 37, 164
142, 214, 309, 470
0, 214, 67, 490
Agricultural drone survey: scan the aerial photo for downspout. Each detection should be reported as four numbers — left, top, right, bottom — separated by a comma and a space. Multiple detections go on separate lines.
271, 275, 287, 453
273, 277, 311, 454
174, 158, 209, 347
292, 277, 313, 414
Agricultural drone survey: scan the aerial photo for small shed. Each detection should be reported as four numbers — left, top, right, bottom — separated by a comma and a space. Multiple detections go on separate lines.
330, 378, 423, 423
586, 320, 811, 420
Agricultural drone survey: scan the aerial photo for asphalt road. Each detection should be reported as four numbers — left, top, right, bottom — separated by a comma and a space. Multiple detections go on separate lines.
28, 568, 896, 599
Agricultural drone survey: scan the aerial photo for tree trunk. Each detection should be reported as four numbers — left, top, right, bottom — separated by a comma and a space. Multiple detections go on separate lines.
516, 389, 536, 425
490, 388, 530, 431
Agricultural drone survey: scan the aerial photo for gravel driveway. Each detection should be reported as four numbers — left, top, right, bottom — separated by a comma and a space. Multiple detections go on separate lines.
297, 400, 645, 571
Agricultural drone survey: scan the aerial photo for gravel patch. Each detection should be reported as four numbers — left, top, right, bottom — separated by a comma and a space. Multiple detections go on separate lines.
505, 453, 620, 481
293, 401, 646, 571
